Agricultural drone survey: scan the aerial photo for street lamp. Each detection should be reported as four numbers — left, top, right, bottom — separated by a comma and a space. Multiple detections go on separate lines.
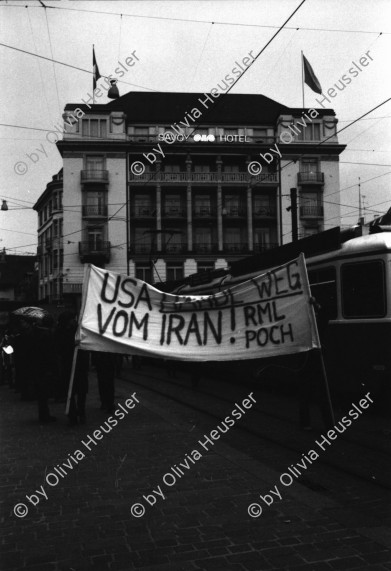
1, 200, 8, 211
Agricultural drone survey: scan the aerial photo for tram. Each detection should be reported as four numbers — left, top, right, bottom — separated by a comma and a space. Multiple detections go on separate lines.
162, 227, 391, 403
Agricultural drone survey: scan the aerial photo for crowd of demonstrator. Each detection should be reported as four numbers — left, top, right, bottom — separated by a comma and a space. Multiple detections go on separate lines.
0, 310, 127, 425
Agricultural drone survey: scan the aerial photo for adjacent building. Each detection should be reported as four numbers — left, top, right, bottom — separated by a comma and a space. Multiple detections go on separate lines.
34, 91, 345, 306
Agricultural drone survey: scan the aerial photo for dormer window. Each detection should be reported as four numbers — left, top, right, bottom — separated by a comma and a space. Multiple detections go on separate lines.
82, 119, 107, 138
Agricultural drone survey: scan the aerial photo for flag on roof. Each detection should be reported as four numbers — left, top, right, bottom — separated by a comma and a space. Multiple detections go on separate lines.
303, 54, 322, 94
93, 47, 101, 90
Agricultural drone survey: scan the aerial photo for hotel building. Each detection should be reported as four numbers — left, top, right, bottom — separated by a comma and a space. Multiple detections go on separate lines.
34, 91, 345, 304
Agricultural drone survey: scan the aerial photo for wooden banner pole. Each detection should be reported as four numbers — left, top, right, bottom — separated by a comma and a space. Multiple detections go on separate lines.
317, 347, 335, 429
65, 345, 79, 416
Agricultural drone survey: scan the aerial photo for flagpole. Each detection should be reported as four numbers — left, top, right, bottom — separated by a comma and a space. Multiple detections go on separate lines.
92, 44, 95, 104
301, 50, 305, 108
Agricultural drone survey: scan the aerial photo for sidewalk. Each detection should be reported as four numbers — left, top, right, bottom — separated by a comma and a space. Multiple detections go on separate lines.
1, 362, 391, 570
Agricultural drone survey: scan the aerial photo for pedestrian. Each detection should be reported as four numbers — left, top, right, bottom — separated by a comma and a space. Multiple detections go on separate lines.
94, 351, 116, 412
31, 316, 58, 424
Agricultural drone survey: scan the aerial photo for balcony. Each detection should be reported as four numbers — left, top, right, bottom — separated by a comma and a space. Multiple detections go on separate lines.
253, 205, 277, 218
79, 241, 111, 263
163, 243, 187, 254
222, 208, 246, 218
300, 205, 324, 218
164, 208, 186, 218
193, 243, 218, 254
254, 242, 279, 253
82, 205, 108, 217
298, 172, 324, 185
129, 172, 278, 184
81, 170, 109, 184
130, 207, 155, 218
193, 207, 216, 218
223, 243, 248, 253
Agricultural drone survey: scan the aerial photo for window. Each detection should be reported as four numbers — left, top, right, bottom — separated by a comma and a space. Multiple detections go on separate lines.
133, 127, 149, 142
164, 164, 181, 173
224, 228, 241, 251
297, 123, 321, 141
165, 195, 181, 216
224, 128, 238, 136
308, 267, 337, 319
87, 227, 104, 249
134, 195, 152, 216
194, 165, 210, 173
134, 228, 152, 254
223, 165, 240, 173
86, 156, 105, 171
301, 158, 319, 174
300, 192, 323, 217
341, 261, 386, 318
253, 195, 276, 216
194, 228, 212, 252
223, 195, 242, 216
194, 195, 211, 215
82, 119, 107, 138
53, 250, 58, 270
166, 264, 184, 282
254, 228, 276, 251
85, 191, 106, 215
135, 265, 152, 283
164, 231, 184, 253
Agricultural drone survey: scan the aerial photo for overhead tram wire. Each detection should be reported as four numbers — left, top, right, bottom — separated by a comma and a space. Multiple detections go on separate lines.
41, 1, 61, 116
0, 42, 159, 92
3, 3, 390, 35
107, 0, 308, 224
26, 6, 51, 121
189, 21, 214, 90
280, 96, 391, 177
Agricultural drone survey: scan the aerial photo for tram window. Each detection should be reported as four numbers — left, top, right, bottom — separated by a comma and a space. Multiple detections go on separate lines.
308, 267, 337, 319
341, 261, 386, 318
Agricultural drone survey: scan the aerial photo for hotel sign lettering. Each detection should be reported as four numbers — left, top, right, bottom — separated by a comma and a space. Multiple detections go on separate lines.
157, 133, 251, 143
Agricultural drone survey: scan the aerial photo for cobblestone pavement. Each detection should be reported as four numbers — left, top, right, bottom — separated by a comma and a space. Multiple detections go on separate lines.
1, 362, 391, 571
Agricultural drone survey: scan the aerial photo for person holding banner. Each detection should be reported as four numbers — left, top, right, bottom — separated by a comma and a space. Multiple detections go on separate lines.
94, 351, 116, 413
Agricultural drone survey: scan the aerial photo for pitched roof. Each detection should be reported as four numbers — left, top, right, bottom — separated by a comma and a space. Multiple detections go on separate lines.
65, 91, 335, 125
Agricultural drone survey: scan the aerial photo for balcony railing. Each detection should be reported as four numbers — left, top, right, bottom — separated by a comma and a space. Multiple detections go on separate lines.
298, 172, 324, 184
79, 241, 111, 262
253, 206, 277, 217
222, 208, 246, 217
193, 243, 218, 254
82, 205, 108, 217
223, 243, 248, 253
254, 242, 279, 253
300, 205, 324, 217
193, 207, 216, 217
81, 170, 109, 184
163, 208, 186, 217
131, 207, 155, 217
163, 243, 187, 253
129, 172, 278, 184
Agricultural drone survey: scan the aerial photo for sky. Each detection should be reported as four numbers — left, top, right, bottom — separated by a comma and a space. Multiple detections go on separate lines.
0, 0, 390, 254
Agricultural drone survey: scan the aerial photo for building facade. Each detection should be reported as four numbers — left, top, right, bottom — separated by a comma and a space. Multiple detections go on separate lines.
33, 169, 64, 303
35, 92, 345, 304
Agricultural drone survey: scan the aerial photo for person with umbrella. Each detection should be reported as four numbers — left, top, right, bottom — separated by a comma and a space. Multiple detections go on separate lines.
12, 307, 57, 423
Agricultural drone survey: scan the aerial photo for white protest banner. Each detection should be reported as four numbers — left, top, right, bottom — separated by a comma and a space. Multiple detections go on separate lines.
76, 254, 320, 361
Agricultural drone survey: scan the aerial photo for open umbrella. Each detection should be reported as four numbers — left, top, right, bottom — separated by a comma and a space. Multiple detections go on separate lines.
12, 306, 53, 326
